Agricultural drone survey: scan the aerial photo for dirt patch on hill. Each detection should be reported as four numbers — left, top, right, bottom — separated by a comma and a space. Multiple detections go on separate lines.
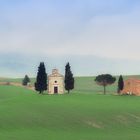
84, 120, 104, 129
0, 82, 35, 91
116, 115, 129, 125
127, 113, 140, 121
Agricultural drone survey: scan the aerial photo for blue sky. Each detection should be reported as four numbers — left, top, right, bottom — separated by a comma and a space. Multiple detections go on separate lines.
0, 0, 140, 77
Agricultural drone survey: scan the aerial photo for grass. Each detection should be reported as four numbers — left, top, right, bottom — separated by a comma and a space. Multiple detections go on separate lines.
74, 75, 140, 94
0, 85, 140, 140
1, 75, 140, 94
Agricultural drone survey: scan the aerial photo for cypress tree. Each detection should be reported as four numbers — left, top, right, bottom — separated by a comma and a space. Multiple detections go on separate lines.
118, 75, 124, 94
35, 62, 47, 94
22, 75, 30, 86
65, 62, 74, 93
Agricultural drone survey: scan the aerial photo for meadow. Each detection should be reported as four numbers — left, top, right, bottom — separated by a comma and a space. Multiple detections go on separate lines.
1, 75, 140, 93
0, 76, 140, 140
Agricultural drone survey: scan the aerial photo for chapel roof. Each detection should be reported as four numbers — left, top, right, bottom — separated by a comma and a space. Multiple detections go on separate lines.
48, 69, 63, 77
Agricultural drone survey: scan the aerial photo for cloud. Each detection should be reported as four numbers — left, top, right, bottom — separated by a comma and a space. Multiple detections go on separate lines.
0, 0, 140, 60
67, 7, 140, 60
0, 0, 140, 77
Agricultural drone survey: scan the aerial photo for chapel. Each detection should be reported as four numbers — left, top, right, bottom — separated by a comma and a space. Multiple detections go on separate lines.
48, 69, 64, 94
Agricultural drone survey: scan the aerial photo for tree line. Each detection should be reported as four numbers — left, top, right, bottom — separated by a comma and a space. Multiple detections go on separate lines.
22, 62, 124, 95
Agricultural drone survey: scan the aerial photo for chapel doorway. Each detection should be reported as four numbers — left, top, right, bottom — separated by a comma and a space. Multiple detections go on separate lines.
54, 87, 58, 94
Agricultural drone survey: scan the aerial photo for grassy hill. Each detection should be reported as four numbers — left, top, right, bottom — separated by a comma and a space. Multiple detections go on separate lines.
75, 75, 140, 94
0, 75, 140, 139
1, 75, 140, 94
0, 86, 140, 140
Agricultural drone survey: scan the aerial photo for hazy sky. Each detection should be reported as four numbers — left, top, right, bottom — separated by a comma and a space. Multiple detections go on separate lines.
0, 0, 140, 77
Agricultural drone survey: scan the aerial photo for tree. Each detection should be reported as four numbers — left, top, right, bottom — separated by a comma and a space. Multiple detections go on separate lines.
65, 62, 74, 93
35, 62, 47, 94
118, 75, 124, 94
22, 75, 30, 86
95, 74, 116, 95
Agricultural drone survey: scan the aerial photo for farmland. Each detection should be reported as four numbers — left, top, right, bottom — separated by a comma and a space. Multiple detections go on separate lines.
1, 75, 140, 94
0, 76, 140, 139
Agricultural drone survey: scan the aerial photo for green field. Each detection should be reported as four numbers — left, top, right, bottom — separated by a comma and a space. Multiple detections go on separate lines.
0, 79, 140, 140
1, 75, 140, 94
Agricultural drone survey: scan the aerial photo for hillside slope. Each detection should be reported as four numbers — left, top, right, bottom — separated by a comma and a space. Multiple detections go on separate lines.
1, 75, 139, 94
0, 86, 140, 140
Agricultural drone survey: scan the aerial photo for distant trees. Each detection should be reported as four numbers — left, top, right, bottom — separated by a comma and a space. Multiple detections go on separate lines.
35, 62, 47, 94
22, 75, 30, 86
65, 62, 74, 93
117, 75, 124, 94
95, 74, 116, 95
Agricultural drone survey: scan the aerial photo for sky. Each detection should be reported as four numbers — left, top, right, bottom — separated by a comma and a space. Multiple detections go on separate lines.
0, 0, 140, 77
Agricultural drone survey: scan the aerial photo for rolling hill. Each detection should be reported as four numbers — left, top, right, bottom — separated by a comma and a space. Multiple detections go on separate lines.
1, 75, 140, 94
0, 85, 140, 140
